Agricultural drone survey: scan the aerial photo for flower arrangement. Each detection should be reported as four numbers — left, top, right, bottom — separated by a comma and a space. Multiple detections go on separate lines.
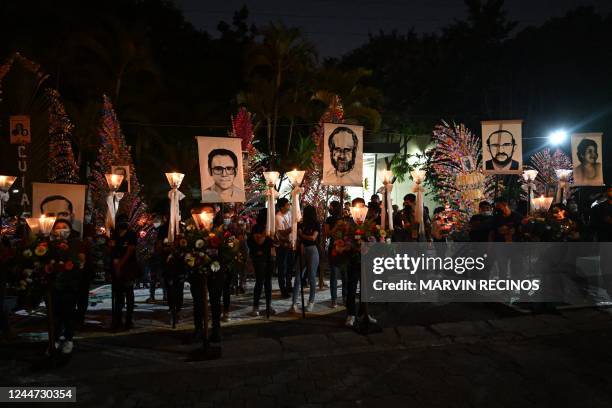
13, 237, 85, 308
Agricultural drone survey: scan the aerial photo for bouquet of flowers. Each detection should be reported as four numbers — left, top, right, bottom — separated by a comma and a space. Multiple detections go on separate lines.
13, 237, 85, 308
329, 219, 391, 264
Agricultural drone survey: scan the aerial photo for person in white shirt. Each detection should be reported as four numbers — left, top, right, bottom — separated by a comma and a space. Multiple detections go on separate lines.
275, 197, 293, 298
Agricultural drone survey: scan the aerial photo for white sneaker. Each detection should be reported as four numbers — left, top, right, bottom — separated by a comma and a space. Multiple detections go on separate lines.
345, 316, 355, 327
289, 304, 297, 313
367, 315, 378, 324
61, 340, 74, 354
306, 302, 315, 312
248, 309, 260, 317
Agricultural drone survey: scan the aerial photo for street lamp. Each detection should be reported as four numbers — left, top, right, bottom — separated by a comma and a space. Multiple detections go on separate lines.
165, 172, 185, 243
263, 171, 280, 237
0, 175, 17, 218
192, 209, 214, 231
286, 169, 305, 249
410, 169, 426, 237
350, 202, 368, 225
380, 170, 394, 230
522, 169, 538, 214
531, 195, 554, 213
548, 129, 567, 146
555, 169, 572, 204
26, 214, 57, 237
105, 173, 124, 231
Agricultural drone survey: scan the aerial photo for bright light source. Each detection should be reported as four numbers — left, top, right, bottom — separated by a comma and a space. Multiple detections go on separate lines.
549, 129, 568, 145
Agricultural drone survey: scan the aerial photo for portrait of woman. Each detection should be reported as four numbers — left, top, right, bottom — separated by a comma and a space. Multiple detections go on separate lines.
571, 133, 604, 186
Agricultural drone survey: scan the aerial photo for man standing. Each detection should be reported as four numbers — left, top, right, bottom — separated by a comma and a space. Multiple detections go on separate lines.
490, 198, 524, 243
392, 194, 417, 242
201, 149, 244, 202
469, 201, 494, 242
110, 214, 138, 330
275, 197, 293, 298
485, 130, 519, 171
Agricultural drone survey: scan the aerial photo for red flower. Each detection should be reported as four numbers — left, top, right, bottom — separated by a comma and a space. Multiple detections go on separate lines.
223, 231, 231, 238
331, 250, 337, 257
209, 236, 221, 248
355, 229, 364, 235
58, 242, 69, 251
65, 261, 74, 271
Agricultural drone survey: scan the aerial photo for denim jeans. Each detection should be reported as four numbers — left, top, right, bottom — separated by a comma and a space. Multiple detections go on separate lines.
293, 245, 319, 304
276, 246, 294, 293
329, 262, 346, 301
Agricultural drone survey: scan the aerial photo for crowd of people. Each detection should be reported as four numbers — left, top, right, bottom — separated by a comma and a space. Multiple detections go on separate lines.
0, 185, 610, 355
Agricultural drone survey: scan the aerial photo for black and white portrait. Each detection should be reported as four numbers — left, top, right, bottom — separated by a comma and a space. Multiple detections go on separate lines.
322, 123, 363, 186
481, 120, 523, 174
571, 133, 604, 186
111, 165, 130, 193
197, 136, 246, 203
32, 182, 87, 237
461, 156, 475, 172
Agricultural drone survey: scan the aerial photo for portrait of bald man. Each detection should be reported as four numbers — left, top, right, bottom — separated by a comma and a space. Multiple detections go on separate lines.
322, 123, 364, 186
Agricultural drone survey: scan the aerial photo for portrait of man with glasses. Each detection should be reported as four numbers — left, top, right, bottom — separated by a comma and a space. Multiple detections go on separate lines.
201, 147, 245, 203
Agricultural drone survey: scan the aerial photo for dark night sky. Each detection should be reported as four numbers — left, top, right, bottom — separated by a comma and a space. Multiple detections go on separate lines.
175, 0, 612, 56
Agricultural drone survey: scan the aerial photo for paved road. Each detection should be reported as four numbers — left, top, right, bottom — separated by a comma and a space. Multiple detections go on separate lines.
2, 307, 612, 407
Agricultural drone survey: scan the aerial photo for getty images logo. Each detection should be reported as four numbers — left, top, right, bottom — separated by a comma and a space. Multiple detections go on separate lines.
371, 253, 488, 275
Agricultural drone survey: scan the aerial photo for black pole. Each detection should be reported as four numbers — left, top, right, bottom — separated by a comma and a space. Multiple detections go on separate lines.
299, 249, 306, 319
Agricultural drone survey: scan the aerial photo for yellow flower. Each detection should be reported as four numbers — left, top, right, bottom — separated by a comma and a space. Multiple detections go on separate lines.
379, 229, 387, 238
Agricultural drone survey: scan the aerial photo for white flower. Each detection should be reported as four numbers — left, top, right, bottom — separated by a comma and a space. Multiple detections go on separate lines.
195, 239, 204, 249
22, 249, 32, 257
24, 268, 33, 276
227, 242, 234, 248
163, 238, 169, 244
211, 261, 221, 272
385, 238, 392, 244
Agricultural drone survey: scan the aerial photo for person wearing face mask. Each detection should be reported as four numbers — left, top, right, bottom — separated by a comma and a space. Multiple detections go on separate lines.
110, 214, 139, 331
51, 219, 86, 354
469, 201, 494, 242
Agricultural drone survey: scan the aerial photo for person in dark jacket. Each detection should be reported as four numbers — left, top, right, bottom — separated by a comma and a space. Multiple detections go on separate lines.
247, 224, 275, 317
110, 214, 138, 331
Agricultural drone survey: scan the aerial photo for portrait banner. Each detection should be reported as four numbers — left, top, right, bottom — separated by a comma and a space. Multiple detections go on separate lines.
322, 123, 363, 186
9, 115, 31, 145
571, 133, 604, 186
196, 136, 246, 203
481, 120, 523, 175
111, 165, 131, 193
32, 182, 87, 237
